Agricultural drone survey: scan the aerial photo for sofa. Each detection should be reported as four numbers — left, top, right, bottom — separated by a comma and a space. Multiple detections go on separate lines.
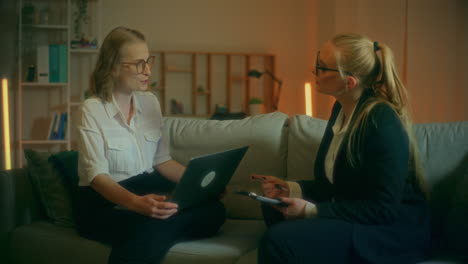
1, 112, 467, 264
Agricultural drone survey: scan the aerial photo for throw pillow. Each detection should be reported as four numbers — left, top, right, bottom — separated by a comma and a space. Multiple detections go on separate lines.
48, 151, 79, 215
24, 149, 75, 227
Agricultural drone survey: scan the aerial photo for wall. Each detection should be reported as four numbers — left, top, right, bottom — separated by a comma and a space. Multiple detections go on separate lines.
313, 0, 468, 122
101, 0, 318, 116
2, 0, 467, 168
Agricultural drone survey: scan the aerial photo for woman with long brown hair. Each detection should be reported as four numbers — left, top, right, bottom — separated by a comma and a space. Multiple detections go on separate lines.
256, 33, 429, 264
75, 27, 225, 264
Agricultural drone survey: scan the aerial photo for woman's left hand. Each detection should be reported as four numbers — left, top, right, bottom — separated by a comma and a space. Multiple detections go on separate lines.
278, 197, 308, 220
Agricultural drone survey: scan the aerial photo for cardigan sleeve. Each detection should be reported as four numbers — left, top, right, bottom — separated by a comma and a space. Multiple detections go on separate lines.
316, 103, 410, 225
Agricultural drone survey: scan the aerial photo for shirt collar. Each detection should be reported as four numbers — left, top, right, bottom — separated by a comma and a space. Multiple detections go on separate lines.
332, 104, 357, 135
104, 92, 142, 119
104, 96, 120, 119
133, 92, 143, 114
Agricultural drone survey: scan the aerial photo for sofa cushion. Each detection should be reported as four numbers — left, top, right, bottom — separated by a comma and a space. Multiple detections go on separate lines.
23, 149, 74, 227
413, 121, 468, 260
286, 115, 327, 182
10, 219, 266, 264
163, 220, 266, 264
431, 168, 468, 263
164, 112, 289, 219
9, 221, 109, 264
413, 121, 468, 189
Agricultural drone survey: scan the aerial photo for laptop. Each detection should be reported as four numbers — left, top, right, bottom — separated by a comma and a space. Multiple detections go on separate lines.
170, 146, 249, 210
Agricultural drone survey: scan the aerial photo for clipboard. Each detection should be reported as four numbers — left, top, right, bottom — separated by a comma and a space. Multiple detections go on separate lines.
236, 191, 288, 207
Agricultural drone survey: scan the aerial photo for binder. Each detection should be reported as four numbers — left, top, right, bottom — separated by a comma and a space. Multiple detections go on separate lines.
37, 45, 49, 83
49, 45, 59, 83
58, 45, 68, 83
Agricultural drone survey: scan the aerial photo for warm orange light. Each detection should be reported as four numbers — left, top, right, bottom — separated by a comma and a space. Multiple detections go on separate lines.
2, 78, 11, 170
305, 82, 313, 116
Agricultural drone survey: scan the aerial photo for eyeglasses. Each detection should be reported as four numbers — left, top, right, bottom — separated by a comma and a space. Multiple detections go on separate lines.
314, 51, 352, 76
121, 56, 156, 74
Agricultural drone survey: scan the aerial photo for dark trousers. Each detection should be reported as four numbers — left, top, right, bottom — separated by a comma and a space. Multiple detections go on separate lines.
75, 172, 226, 264
258, 204, 360, 264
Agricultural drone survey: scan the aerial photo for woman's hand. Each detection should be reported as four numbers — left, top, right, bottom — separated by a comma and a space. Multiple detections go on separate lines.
130, 194, 178, 219
278, 197, 308, 220
251, 174, 289, 198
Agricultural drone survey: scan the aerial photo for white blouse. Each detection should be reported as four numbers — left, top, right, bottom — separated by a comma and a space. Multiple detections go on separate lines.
76, 91, 172, 186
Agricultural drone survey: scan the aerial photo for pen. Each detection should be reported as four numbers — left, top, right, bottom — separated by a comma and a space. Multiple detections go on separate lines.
251, 175, 288, 191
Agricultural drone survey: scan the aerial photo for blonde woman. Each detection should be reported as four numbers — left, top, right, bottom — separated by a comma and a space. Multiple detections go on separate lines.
256, 33, 429, 263
75, 27, 225, 264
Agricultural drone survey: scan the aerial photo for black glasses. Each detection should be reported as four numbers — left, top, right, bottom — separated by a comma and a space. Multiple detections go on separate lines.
314, 51, 352, 76
121, 56, 156, 74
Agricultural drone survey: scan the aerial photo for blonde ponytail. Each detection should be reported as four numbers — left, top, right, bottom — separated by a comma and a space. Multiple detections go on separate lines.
332, 33, 427, 197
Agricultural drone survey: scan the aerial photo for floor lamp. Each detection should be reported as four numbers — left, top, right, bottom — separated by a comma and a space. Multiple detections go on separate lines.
2, 78, 12, 170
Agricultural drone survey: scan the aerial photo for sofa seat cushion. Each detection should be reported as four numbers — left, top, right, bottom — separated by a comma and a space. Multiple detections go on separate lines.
10, 221, 109, 264
163, 219, 266, 264
10, 219, 266, 264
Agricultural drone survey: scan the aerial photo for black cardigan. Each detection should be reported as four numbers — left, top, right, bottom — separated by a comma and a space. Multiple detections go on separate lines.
299, 90, 430, 263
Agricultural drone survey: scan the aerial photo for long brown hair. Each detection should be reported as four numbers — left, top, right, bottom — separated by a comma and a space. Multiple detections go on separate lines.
332, 33, 427, 196
89, 27, 146, 102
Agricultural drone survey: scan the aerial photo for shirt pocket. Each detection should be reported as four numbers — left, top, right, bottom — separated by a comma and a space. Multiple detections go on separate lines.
143, 130, 162, 159
105, 137, 135, 174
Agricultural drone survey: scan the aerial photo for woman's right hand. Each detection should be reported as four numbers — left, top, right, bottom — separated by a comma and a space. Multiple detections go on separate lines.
130, 194, 178, 219
251, 174, 289, 198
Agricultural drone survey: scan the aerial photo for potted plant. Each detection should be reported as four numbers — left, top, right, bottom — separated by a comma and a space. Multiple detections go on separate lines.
73, 0, 89, 40
248, 97, 264, 115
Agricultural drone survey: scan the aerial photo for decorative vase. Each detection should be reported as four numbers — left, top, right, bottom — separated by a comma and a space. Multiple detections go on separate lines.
249, 104, 264, 115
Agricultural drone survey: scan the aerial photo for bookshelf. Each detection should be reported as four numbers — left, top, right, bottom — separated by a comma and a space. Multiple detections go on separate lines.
151, 51, 276, 118
17, 0, 101, 167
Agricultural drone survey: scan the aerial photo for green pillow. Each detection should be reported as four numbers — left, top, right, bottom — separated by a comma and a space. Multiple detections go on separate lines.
24, 149, 74, 227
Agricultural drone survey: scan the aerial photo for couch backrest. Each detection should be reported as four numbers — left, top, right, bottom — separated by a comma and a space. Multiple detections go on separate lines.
413, 121, 468, 250
413, 121, 468, 190
287, 115, 468, 191
163, 112, 289, 219
286, 115, 327, 182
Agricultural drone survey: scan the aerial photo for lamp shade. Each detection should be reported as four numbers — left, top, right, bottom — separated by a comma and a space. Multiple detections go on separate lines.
247, 69, 263, 78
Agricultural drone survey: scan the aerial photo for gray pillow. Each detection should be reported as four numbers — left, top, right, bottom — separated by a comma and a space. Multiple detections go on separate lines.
24, 149, 74, 227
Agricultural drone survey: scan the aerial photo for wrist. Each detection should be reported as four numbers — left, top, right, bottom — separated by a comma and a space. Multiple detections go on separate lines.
304, 202, 317, 218
126, 193, 140, 210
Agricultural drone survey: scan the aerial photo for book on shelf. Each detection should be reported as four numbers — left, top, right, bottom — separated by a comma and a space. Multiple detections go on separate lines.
47, 112, 58, 140
47, 112, 67, 140
58, 112, 67, 140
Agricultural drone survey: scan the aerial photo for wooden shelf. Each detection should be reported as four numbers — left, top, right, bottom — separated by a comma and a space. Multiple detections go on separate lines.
21, 140, 68, 145
166, 66, 193, 73
152, 50, 276, 117
23, 24, 69, 30
22, 82, 68, 87
70, 48, 99, 54
70, 102, 81, 107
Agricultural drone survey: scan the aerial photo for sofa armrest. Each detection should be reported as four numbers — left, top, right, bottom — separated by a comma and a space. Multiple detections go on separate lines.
0, 168, 45, 242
